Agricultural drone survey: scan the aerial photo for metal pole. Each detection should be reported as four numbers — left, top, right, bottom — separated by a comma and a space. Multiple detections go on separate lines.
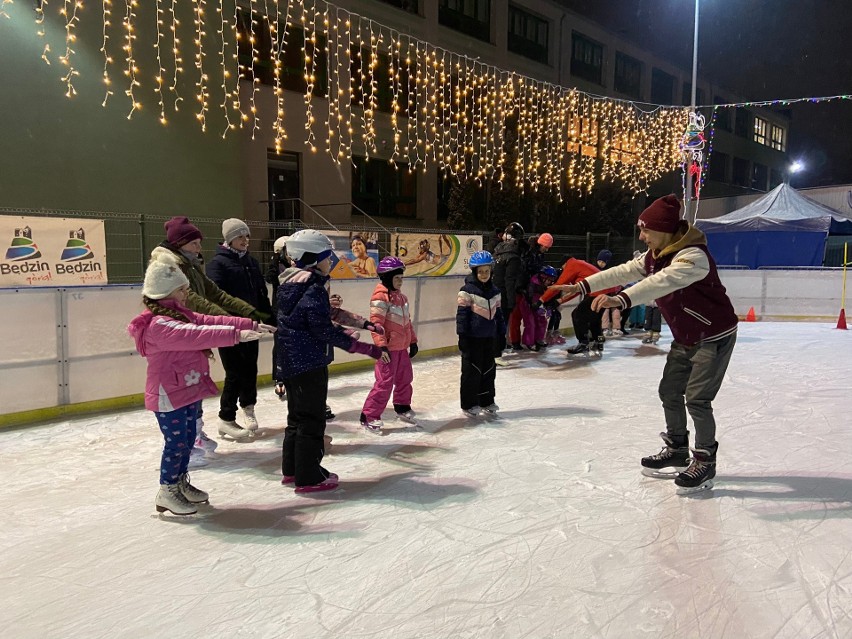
685, 0, 700, 224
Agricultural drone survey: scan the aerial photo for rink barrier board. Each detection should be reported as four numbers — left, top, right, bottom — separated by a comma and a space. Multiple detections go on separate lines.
0, 269, 845, 426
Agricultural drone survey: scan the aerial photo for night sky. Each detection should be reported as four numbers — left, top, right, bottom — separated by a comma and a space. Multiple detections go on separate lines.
556, 0, 852, 187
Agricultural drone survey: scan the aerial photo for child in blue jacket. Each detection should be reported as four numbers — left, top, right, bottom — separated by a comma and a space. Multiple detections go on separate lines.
456, 251, 506, 417
275, 230, 381, 494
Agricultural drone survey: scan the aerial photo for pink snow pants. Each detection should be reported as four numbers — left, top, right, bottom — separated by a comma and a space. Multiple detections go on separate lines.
362, 350, 413, 419
520, 303, 547, 347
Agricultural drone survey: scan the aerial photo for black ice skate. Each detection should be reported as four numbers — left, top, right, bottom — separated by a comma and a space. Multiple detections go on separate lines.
641, 432, 690, 478
565, 341, 590, 356
675, 444, 717, 494
589, 336, 606, 357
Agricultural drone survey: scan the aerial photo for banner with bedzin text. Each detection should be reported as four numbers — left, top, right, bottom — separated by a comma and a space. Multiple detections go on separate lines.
391, 233, 482, 276
0, 216, 108, 287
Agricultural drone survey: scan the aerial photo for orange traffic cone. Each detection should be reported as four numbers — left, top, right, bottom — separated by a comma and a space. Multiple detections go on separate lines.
745, 307, 756, 322
837, 308, 848, 330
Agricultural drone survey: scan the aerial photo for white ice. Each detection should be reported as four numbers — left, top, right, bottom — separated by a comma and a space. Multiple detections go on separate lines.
2, 322, 851, 639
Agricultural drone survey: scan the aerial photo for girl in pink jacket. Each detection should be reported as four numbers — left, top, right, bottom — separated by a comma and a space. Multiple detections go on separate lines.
360, 257, 418, 433
128, 252, 267, 516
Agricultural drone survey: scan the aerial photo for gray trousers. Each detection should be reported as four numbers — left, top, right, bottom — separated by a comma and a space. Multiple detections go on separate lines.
658, 333, 737, 449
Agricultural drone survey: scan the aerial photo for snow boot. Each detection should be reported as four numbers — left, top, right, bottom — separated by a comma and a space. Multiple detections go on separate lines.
155, 484, 197, 515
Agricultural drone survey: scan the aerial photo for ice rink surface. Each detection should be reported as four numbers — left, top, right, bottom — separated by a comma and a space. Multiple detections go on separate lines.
2, 322, 851, 639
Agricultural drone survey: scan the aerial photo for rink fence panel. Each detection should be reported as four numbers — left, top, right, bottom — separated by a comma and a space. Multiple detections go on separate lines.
0, 269, 846, 426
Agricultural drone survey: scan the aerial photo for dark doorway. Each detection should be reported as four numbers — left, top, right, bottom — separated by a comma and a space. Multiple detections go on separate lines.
267, 152, 301, 222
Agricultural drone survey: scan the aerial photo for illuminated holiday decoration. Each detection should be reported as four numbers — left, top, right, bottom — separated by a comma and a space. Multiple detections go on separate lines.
680, 110, 706, 205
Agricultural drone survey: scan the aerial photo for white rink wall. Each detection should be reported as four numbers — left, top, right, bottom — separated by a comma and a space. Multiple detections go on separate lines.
0, 269, 846, 419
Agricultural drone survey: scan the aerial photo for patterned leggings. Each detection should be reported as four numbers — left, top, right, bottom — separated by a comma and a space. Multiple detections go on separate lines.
155, 401, 200, 485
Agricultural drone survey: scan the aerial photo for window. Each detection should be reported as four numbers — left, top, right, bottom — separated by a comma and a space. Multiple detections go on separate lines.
732, 157, 750, 187
571, 32, 603, 85
439, 0, 491, 42
682, 83, 704, 107
650, 68, 675, 105
375, 0, 419, 13
771, 124, 786, 152
508, 5, 549, 65
237, 13, 328, 97
752, 163, 768, 191
735, 107, 750, 138
714, 96, 732, 131
708, 151, 728, 183
352, 157, 418, 218
753, 116, 768, 146
614, 52, 641, 99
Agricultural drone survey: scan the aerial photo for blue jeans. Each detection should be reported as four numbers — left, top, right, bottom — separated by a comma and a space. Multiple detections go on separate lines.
155, 401, 200, 485
658, 333, 737, 449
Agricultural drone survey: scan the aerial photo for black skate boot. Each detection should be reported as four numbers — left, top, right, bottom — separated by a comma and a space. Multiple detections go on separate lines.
675, 444, 717, 493
590, 335, 606, 357
641, 432, 690, 478
565, 341, 589, 355
325, 405, 335, 421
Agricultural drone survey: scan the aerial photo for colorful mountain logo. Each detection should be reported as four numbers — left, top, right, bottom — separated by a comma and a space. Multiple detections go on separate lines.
5, 227, 42, 261
60, 235, 95, 262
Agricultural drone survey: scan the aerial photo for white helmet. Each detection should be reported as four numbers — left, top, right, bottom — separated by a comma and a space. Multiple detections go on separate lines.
273, 235, 290, 253
285, 229, 333, 266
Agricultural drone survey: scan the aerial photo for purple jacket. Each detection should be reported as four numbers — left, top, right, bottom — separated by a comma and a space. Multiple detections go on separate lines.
128, 299, 256, 412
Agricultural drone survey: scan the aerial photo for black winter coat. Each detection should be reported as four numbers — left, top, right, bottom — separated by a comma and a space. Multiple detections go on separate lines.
492, 239, 528, 312
206, 245, 273, 318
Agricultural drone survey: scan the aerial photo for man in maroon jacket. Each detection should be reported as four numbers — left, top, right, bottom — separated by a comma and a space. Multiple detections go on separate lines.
550, 195, 737, 492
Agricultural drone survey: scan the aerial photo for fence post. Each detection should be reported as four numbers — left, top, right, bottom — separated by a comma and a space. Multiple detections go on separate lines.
138, 214, 147, 278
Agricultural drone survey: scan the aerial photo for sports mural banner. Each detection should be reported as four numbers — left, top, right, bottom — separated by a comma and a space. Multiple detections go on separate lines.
391, 233, 482, 276
0, 215, 108, 287
325, 230, 382, 279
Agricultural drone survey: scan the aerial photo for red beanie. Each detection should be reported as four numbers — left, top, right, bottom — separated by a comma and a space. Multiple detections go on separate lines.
164, 216, 203, 247
638, 195, 683, 233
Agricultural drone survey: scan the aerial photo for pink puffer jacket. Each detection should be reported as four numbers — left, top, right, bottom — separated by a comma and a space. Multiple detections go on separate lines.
369, 284, 417, 352
128, 300, 256, 412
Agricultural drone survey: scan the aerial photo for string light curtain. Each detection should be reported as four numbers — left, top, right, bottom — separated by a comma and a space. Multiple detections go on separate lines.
8, 0, 691, 197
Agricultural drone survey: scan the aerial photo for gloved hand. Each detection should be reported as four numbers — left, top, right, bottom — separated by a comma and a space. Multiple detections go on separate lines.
363, 320, 385, 335
458, 335, 470, 353
239, 329, 262, 342
531, 300, 542, 312
330, 293, 343, 308
258, 323, 277, 333
250, 310, 272, 323
535, 306, 548, 317
343, 327, 362, 341
409, 343, 419, 358
380, 347, 392, 364
348, 339, 382, 360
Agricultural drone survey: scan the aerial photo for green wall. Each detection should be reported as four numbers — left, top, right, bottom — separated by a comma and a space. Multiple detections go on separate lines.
0, 2, 243, 218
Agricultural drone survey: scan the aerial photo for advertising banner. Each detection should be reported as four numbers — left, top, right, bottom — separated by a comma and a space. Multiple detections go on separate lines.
326, 230, 381, 279
391, 233, 482, 276
0, 216, 108, 287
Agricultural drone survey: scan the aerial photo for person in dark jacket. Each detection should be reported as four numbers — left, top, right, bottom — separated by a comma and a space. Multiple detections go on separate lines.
456, 251, 506, 417
155, 216, 267, 455
266, 235, 291, 399
492, 222, 528, 350
275, 229, 382, 493
206, 218, 274, 436
555, 195, 738, 493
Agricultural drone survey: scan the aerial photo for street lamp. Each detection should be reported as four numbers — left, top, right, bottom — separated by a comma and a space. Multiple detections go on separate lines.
684, 0, 700, 223
786, 160, 805, 185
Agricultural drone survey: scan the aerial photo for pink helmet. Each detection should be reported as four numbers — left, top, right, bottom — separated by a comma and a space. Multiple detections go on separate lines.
377, 256, 405, 274
537, 233, 554, 249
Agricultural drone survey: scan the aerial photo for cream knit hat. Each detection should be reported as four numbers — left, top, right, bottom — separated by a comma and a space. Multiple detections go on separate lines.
142, 249, 190, 299
222, 218, 250, 244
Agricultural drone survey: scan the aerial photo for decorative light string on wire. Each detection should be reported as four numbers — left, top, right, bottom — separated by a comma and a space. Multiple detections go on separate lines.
680, 110, 706, 204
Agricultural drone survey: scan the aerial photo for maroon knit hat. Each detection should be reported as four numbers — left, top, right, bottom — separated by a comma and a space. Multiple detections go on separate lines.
638, 195, 683, 233
164, 216, 203, 247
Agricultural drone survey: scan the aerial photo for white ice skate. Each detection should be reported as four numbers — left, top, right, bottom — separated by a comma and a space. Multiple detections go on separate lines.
178, 473, 209, 504
481, 403, 500, 417
155, 484, 197, 516
361, 417, 384, 435
462, 406, 481, 418
217, 419, 253, 441
242, 405, 259, 431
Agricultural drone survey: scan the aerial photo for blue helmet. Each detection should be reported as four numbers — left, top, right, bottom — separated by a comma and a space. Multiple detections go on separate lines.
540, 265, 558, 279
469, 251, 494, 269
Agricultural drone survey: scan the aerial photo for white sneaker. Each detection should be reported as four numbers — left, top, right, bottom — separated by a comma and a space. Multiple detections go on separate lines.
242, 405, 259, 431
361, 417, 384, 434
217, 419, 252, 440
197, 429, 218, 453
155, 484, 197, 515
481, 403, 500, 415
462, 407, 481, 418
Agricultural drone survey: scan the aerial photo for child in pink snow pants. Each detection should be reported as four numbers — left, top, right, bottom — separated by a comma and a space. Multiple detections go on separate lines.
520, 265, 559, 350
360, 257, 419, 432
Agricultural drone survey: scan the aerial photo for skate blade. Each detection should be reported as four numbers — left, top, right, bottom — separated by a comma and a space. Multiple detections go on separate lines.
641, 467, 687, 479
362, 427, 384, 436
676, 480, 714, 495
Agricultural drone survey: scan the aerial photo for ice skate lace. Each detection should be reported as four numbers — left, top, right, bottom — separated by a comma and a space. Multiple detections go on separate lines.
681, 460, 709, 480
